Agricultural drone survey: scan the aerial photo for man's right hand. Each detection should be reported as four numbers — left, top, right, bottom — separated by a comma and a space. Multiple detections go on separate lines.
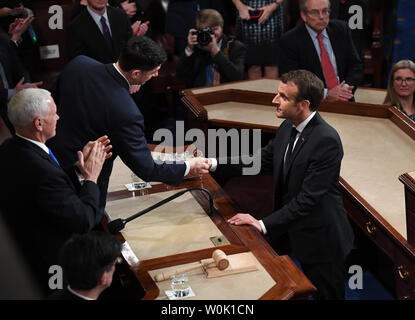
77, 137, 112, 183
120, 0, 136, 18
187, 157, 211, 175
186, 28, 198, 53
8, 15, 34, 41
326, 81, 354, 101
14, 77, 43, 93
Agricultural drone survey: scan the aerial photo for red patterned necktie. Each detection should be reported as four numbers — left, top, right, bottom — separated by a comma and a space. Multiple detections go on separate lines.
317, 33, 338, 89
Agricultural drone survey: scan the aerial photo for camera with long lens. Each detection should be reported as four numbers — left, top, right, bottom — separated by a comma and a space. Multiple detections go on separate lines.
192, 27, 214, 46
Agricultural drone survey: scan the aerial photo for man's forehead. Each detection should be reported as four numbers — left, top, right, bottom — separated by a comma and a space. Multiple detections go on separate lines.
278, 81, 299, 97
307, 0, 330, 9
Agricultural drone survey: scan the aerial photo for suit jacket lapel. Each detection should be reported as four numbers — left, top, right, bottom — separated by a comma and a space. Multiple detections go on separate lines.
107, 7, 119, 54
284, 113, 320, 179
275, 123, 293, 184
84, 9, 113, 53
15, 136, 61, 170
326, 22, 343, 78
300, 23, 325, 81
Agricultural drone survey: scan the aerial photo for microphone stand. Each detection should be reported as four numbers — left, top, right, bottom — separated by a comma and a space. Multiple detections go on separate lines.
107, 187, 214, 234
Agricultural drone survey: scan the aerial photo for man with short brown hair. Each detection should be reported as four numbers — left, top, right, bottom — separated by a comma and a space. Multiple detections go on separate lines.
176, 9, 246, 88
215, 69, 354, 299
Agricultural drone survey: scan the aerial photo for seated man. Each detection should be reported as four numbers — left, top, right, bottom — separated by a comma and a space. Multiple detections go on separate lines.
278, 0, 363, 101
48, 231, 122, 300
176, 8, 246, 88
0, 88, 112, 294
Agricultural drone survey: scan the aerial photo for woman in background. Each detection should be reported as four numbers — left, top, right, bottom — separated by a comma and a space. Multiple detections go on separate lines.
232, 0, 284, 79
384, 59, 415, 121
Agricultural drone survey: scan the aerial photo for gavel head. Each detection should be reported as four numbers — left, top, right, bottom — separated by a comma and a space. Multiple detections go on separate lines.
212, 249, 229, 270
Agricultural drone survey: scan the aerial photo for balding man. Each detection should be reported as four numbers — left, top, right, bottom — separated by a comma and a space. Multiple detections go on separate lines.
0, 88, 112, 294
278, 0, 363, 102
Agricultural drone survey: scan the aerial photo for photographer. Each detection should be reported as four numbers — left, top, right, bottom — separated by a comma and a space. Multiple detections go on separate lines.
176, 9, 246, 88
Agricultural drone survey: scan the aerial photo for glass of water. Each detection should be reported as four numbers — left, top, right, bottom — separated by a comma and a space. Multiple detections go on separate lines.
170, 274, 190, 298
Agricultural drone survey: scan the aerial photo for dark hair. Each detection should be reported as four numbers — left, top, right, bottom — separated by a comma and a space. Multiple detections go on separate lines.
60, 231, 122, 290
280, 70, 324, 111
118, 36, 167, 71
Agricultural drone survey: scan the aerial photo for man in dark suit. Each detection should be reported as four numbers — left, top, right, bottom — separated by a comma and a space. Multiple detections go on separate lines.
48, 36, 210, 219
66, 0, 148, 64
176, 9, 246, 88
0, 32, 41, 133
215, 69, 354, 299
278, 0, 363, 102
0, 88, 111, 294
48, 231, 122, 300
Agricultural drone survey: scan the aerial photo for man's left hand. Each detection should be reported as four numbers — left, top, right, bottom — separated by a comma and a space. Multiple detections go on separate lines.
199, 34, 220, 55
8, 15, 34, 41
228, 213, 262, 232
132, 20, 149, 37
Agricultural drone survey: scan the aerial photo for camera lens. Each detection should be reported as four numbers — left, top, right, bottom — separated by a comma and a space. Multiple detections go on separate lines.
197, 27, 213, 46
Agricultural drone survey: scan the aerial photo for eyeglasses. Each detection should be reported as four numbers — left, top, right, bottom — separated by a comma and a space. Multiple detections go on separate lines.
394, 77, 415, 85
306, 8, 331, 17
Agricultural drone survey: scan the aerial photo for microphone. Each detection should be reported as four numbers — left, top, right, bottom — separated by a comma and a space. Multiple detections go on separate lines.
107, 187, 214, 234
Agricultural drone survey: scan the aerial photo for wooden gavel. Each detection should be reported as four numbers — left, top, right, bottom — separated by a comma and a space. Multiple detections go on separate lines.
154, 249, 229, 282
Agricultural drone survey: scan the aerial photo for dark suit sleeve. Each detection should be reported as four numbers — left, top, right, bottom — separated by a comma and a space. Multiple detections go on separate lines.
212, 39, 246, 82
0, 34, 28, 119
175, 51, 198, 87
35, 172, 101, 232
262, 134, 343, 234
66, 22, 87, 61
110, 99, 186, 185
342, 23, 363, 88
278, 34, 301, 76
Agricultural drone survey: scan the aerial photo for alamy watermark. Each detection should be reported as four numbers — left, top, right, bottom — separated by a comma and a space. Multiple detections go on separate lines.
348, 265, 363, 290
153, 121, 262, 175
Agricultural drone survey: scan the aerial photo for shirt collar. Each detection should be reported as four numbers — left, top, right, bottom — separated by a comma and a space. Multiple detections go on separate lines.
305, 23, 328, 40
293, 111, 316, 133
113, 63, 131, 88
16, 133, 49, 154
87, 5, 109, 24
67, 285, 94, 300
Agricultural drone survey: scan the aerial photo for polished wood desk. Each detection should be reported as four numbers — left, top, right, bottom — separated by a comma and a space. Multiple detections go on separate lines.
181, 79, 415, 300
103, 152, 315, 300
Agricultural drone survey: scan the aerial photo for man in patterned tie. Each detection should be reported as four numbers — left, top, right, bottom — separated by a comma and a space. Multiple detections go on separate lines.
66, 0, 148, 65
0, 88, 112, 295
278, 0, 363, 101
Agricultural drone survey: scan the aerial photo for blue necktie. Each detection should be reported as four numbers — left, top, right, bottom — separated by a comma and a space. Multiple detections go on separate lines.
100, 16, 113, 48
48, 148, 60, 166
205, 64, 214, 86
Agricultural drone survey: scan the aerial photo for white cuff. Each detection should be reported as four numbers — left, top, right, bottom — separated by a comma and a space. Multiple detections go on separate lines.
185, 47, 193, 57
184, 160, 190, 176
209, 158, 218, 172
259, 220, 267, 234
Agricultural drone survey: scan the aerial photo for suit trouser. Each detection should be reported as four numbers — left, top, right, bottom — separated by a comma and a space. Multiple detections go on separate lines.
301, 260, 346, 300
